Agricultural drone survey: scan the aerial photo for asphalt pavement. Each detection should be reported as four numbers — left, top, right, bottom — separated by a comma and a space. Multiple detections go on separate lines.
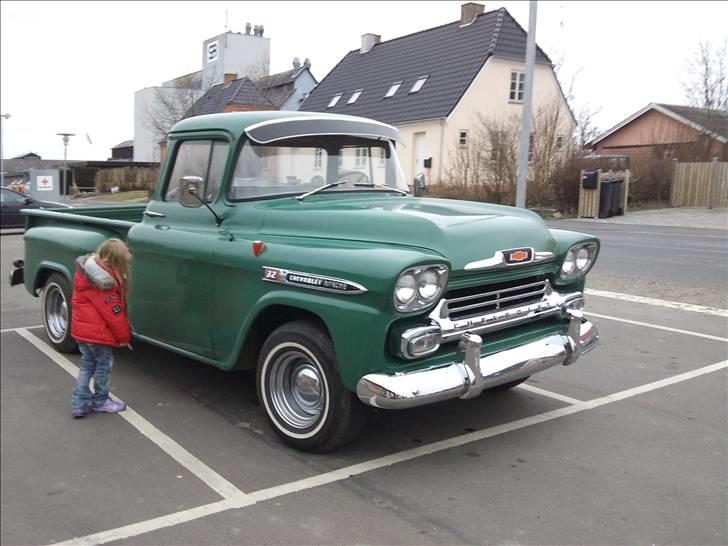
1, 218, 727, 546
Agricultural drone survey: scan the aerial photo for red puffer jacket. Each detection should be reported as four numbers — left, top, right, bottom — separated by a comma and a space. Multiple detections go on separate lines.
70, 254, 130, 346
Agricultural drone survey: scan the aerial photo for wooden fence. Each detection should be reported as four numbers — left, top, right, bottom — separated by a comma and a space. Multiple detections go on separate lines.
671, 160, 728, 208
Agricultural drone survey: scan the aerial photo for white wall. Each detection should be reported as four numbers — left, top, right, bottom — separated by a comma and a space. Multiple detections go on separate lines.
280, 70, 318, 111
202, 31, 270, 86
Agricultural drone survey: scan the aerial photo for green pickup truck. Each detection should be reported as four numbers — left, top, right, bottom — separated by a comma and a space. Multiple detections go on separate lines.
10, 111, 599, 451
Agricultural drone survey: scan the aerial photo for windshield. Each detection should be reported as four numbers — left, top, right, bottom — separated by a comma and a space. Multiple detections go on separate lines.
228, 136, 409, 200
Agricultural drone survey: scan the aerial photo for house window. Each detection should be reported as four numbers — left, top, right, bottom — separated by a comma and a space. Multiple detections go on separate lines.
458, 130, 468, 148
384, 81, 402, 98
556, 135, 564, 151
490, 131, 504, 161
409, 76, 428, 94
327, 93, 343, 108
347, 89, 363, 104
510, 71, 525, 102
314, 148, 323, 169
355, 147, 368, 167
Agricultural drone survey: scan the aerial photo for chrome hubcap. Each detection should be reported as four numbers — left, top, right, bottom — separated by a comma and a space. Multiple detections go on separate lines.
45, 286, 68, 341
268, 350, 325, 431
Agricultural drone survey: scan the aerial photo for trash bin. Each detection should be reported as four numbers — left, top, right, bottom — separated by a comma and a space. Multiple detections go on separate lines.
611, 179, 624, 216
598, 179, 618, 218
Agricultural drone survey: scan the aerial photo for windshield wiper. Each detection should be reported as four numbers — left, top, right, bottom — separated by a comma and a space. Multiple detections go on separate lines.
353, 182, 409, 196
296, 179, 352, 201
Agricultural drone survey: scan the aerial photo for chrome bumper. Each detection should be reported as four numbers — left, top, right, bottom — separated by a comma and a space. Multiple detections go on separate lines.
356, 309, 598, 409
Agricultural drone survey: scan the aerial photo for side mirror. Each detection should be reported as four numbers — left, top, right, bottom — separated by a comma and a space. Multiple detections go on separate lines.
24, 197, 33, 205
179, 176, 204, 208
414, 172, 427, 197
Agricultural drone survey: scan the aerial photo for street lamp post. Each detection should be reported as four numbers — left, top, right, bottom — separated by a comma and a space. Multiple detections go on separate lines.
1, 113, 11, 188
56, 132, 75, 196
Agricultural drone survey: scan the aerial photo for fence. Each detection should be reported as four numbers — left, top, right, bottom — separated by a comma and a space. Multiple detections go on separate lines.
671, 160, 728, 208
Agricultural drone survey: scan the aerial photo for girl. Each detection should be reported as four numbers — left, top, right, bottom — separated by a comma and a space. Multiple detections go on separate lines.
70, 238, 132, 418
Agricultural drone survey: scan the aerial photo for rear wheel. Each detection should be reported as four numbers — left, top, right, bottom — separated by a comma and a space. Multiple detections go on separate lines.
256, 320, 368, 452
41, 273, 77, 353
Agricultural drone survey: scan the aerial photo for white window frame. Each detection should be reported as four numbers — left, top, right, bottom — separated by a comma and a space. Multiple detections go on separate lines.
314, 148, 323, 170
327, 93, 343, 108
384, 81, 402, 98
355, 147, 368, 167
347, 89, 363, 104
509, 71, 525, 102
409, 76, 428, 94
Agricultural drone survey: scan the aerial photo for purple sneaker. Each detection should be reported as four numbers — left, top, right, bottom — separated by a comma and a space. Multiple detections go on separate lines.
91, 398, 126, 414
71, 407, 90, 419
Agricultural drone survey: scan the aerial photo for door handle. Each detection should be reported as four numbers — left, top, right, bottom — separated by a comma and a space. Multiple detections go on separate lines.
143, 210, 166, 218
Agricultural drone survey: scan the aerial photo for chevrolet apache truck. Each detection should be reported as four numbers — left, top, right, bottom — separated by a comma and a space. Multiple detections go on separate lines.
9, 111, 599, 452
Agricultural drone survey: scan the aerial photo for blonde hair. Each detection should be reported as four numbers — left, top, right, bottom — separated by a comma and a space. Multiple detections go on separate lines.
96, 238, 132, 287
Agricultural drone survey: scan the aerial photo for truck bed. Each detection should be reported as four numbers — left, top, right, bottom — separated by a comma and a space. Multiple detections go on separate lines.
23, 204, 146, 233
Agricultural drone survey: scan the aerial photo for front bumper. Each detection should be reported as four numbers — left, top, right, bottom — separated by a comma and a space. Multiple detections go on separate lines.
356, 309, 598, 409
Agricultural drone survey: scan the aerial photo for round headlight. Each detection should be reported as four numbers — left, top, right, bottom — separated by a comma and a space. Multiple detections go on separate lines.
395, 273, 417, 304
559, 243, 598, 281
418, 269, 440, 300
394, 264, 449, 312
561, 249, 576, 276
575, 247, 590, 270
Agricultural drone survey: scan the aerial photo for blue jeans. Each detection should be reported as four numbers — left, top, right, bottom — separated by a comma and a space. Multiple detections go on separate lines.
71, 342, 114, 411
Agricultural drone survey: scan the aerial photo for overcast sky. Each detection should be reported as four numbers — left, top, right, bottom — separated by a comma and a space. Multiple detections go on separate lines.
1, 1, 726, 161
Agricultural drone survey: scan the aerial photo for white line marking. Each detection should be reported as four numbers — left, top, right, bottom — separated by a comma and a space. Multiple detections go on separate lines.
587, 312, 728, 343
51, 499, 248, 546
53, 360, 727, 546
15, 329, 250, 503
516, 383, 583, 405
1, 324, 42, 334
585, 288, 728, 317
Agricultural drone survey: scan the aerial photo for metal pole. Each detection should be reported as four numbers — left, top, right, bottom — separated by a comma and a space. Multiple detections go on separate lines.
515, 0, 538, 209
56, 133, 74, 196
0, 113, 10, 188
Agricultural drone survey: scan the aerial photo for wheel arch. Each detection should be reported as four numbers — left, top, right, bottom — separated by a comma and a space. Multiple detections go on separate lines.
232, 304, 331, 371
34, 262, 72, 295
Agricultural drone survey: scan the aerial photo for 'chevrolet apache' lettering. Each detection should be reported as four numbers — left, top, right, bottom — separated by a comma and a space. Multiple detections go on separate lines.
10, 110, 600, 452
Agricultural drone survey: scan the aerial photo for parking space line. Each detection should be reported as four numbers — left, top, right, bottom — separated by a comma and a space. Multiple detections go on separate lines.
15, 328, 252, 504
1, 324, 42, 334
51, 499, 245, 546
587, 312, 728, 343
585, 289, 728, 317
53, 359, 727, 546
516, 383, 583, 404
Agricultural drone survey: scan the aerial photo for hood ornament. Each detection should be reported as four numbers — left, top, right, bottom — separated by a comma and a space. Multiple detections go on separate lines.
464, 248, 555, 271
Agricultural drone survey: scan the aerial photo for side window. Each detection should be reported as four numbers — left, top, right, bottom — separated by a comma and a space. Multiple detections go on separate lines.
1, 189, 26, 204
165, 140, 229, 202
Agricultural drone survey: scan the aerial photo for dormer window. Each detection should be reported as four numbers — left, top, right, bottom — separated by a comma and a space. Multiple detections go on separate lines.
327, 93, 343, 108
347, 89, 363, 104
409, 76, 428, 94
384, 82, 402, 98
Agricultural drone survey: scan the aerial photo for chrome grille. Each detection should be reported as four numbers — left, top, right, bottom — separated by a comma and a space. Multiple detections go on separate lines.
442, 275, 549, 321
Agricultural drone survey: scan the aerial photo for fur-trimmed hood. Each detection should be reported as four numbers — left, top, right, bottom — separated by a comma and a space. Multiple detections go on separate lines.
75, 254, 115, 291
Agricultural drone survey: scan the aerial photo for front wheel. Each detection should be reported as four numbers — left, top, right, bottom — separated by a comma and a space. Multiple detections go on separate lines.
256, 320, 368, 452
41, 273, 77, 353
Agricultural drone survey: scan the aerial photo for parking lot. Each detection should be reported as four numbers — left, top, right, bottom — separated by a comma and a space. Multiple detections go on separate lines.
2, 223, 727, 546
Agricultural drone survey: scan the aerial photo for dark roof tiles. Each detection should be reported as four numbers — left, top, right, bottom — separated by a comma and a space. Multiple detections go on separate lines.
301, 8, 550, 124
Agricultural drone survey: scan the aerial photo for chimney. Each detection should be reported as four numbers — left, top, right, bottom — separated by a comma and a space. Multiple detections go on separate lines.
292, 57, 301, 70
303, 58, 311, 69
360, 33, 381, 54
460, 2, 484, 25
224, 73, 237, 85
245, 22, 251, 35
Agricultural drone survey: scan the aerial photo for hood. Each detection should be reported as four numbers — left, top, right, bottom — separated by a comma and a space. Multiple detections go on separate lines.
75, 255, 115, 291
256, 196, 556, 271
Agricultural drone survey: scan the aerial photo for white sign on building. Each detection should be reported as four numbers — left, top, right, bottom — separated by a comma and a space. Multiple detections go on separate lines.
37, 175, 54, 191
206, 40, 219, 63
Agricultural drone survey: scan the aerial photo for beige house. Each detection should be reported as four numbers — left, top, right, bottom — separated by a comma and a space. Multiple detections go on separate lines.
301, 3, 574, 185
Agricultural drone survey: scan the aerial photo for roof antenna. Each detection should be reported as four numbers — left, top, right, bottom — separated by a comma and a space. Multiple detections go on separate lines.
225, 9, 228, 30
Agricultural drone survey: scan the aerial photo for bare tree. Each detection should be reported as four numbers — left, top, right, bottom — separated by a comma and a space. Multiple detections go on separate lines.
683, 39, 728, 111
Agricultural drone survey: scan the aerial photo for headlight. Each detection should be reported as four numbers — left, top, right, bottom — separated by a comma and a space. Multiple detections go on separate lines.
559, 243, 598, 281
394, 264, 449, 312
